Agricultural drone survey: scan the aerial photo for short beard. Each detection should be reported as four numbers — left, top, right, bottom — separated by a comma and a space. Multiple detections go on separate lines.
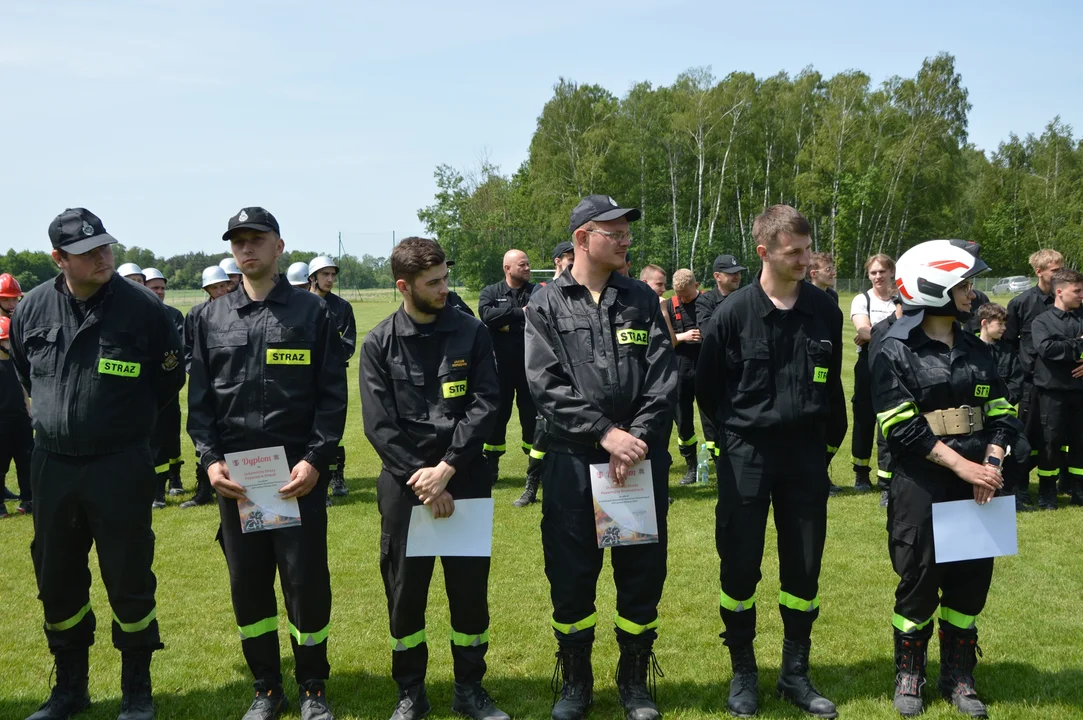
412, 295, 445, 316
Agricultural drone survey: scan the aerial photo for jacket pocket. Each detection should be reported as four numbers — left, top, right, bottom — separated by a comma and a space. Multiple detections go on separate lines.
735, 338, 770, 394
389, 361, 429, 420
206, 329, 249, 385
23, 326, 61, 378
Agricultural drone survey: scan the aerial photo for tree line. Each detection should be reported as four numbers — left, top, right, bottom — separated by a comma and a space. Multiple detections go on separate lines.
1, 247, 394, 292
419, 53, 1083, 290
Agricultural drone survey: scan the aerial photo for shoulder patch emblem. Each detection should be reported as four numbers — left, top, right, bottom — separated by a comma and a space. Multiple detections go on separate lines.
162, 350, 179, 371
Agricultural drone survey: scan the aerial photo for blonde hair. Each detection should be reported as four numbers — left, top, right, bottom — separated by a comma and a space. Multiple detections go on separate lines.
639, 264, 666, 281
672, 269, 696, 293
865, 253, 895, 275
1029, 249, 1064, 272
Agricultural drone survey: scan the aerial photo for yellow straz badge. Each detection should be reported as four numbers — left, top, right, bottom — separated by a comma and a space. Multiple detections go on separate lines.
442, 380, 467, 398
974, 384, 990, 398
98, 359, 141, 378
616, 329, 648, 346
266, 349, 311, 365
813, 367, 829, 383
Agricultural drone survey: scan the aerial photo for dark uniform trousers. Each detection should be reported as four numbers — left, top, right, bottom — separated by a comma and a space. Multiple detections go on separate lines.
378, 464, 491, 689
674, 357, 716, 460
31, 447, 160, 651
716, 432, 827, 645
1037, 390, 1083, 481
851, 350, 875, 471
542, 446, 670, 648
216, 452, 331, 687
887, 467, 993, 634
0, 418, 33, 501
485, 351, 537, 458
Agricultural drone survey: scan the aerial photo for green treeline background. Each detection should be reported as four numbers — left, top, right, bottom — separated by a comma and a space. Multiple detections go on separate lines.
419, 54, 1083, 289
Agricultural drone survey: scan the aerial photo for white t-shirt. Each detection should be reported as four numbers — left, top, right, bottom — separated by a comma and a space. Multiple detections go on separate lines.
851, 291, 896, 353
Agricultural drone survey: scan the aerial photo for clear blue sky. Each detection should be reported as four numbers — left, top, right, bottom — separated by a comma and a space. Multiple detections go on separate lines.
1, 0, 1078, 260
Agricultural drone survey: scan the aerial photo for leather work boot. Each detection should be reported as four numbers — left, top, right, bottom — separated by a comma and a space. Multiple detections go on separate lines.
551, 646, 593, 720
26, 647, 91, 720
937, 626, 988, 718
726, 642, 758, 718
776, 638, 837, 718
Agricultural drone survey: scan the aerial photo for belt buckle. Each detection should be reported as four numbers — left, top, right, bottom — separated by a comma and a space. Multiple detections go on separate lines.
960, 405, 974, 433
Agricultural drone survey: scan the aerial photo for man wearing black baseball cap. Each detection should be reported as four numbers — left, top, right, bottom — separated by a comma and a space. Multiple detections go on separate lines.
697, 254, 746, 317
12, 208, 185, 720
525, 194, 675, 720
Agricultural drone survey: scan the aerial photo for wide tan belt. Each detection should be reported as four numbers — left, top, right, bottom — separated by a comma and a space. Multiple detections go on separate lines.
923, 406, 984, 436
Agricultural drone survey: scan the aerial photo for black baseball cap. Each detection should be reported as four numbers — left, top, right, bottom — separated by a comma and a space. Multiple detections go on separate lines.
551, 241, 574, 261
222, 207, 280, 241
48, 208, 118, 255
568, 195, 641, 234
713, 254, 746, 274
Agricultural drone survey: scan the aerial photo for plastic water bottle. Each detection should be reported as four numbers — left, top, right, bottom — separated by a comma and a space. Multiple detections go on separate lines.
696, 443, 710, 485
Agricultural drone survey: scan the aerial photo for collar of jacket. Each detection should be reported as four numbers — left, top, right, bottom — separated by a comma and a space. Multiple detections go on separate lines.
226, 274, 292, 311
53, 271, 115, 306
394, 303, 463, 336
887, 310, 978, 351
750, 272, 815, 318
1029, 284, 1054, 304
553, 268, 636, 295
1050, 306, 1076, 319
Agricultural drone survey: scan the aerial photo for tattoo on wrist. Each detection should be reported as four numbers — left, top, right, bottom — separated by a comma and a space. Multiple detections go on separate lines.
927, 449, 951, 468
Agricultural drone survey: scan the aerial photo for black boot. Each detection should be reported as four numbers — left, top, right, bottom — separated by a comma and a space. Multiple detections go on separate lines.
242, 683, 287, 720
615, 643, 663, 720
551, 646, 593, 720
452, 682, 509, 720
725, 643, 758, 718
390, 685, 430, 720
678, 456, 697, 486
776, 638, 837, 718
167, 466, 185, 496
483, 455, 500, 488
117, 650, 154, 720
513, 475, 540, 507
937, 626, 987, 718
853, 467, 873, 492
893, 629, 929, 717
1069, 476, 1083, 507
180, 472, 214, 509
299, 681, 334, 720
152, 477, 166, 510
26, 647, 91, 720
1037, 477, 1057, 510
330, 469, 349, 497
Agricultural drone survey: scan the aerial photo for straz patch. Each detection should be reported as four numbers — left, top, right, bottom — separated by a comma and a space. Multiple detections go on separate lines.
616, 329, 648, 346
266, 349, 311, 365
974, 384, 990, 399
813, 366, 829, 383
442, 380, 467, 399
162, 351, 179, 371
98, 358, 141, 378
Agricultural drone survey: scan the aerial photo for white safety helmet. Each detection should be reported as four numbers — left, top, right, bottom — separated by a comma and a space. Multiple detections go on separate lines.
308, 255, 338, 277
894, 239, 989, 309
219, 257, 241, 276
117, 262, 144, 279
142, 267, 166, 283
202, 266, 231, 289
287, 262, 311, 287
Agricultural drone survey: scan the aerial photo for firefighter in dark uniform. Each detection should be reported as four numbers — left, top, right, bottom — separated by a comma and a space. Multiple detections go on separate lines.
873, 239, 1023, 718
447, 286, 474, 316
1004, 249, 1063, 496
0, 315, 33, 517
664, 268, 713, 484
515, 242, 576, 508
477, 249, 537, 486
187, 207, 347, 720
307, 255, 357, 503
11, 208, 184, 720
360, 237, 508, 720
1031, 268, 1083, 508
868, 296, 904, 509
143, 267, 187, 505
696, 254, 745, 319
525, 195, 676, 720
695, 205, 846, 719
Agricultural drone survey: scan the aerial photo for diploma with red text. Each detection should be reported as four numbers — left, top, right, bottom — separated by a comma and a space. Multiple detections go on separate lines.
589, 460, 658, 548
225, 447, 302, 533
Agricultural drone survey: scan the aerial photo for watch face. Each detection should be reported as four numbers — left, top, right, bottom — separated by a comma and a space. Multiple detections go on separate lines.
987, 456, 1002, 467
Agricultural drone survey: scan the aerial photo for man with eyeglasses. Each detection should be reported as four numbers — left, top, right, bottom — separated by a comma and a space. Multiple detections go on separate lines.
525, 194, 676, 720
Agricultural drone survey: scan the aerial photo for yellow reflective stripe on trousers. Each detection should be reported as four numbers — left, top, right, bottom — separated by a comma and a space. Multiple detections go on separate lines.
614, 614, 659, 635
551, 613, 597, 635
114, 608, 156, 633
719, 590, 756, 612
289, 621, 329, 647
482, 444, 505, 453
940, 606, 977, 630
779, 591, 820, 612
1069, 467, 1083, 476
1060, 445, 1069, 453
1036, 468, 1059, 477
529, 449, 546, 460
450, 628, 490, 647
238, 616, 278, 640
706, 441, 719, 457
877, 469, 893, 479
168, 457, 183, 465
878, 402, 917, 436
983, 397, 1017, 419
45, 602, 92, 632
391, 628, 427, 651
893, 613, 933, 633
826, 445, 839, 454
678, 435, 698, 447
154, 462, 170, 474
853, 458, 870, 467
522, 442, 533, 452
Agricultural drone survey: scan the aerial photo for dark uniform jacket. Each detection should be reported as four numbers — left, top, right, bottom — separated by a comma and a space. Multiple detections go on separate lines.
478, 280, 535, 359
987, 338, 1025, 404
1031, 307, 1083, 392
0, 353, 29, 423
695, 276, 846, 448
184, 301, 208, 373
187, 276, 348, 471
872, 317, 1023, 479
360, 305, 500, 480
10, 273, 185, 456
447, 291, 474, 317
1004, 284, 1054, 377
694, 286, 727, 320
664, 293, 702, 369
523, 270, 676, 449
321, 291, 357, 360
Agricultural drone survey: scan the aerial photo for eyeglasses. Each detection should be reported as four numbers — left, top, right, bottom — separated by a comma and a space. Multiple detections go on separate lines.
589, 229, 633, 243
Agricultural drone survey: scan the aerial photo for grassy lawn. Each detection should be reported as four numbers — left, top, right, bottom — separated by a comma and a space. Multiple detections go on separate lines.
1, 292, 1081, 719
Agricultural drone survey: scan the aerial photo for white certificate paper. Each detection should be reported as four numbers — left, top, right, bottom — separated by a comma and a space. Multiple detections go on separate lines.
932, 495, 1018, 564
406, 498, 494, 557
589, 460, 659, 548
224, 446, 301, 533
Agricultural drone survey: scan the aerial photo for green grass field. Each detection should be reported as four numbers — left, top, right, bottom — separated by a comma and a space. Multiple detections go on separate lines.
1, 292, 1081, 720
